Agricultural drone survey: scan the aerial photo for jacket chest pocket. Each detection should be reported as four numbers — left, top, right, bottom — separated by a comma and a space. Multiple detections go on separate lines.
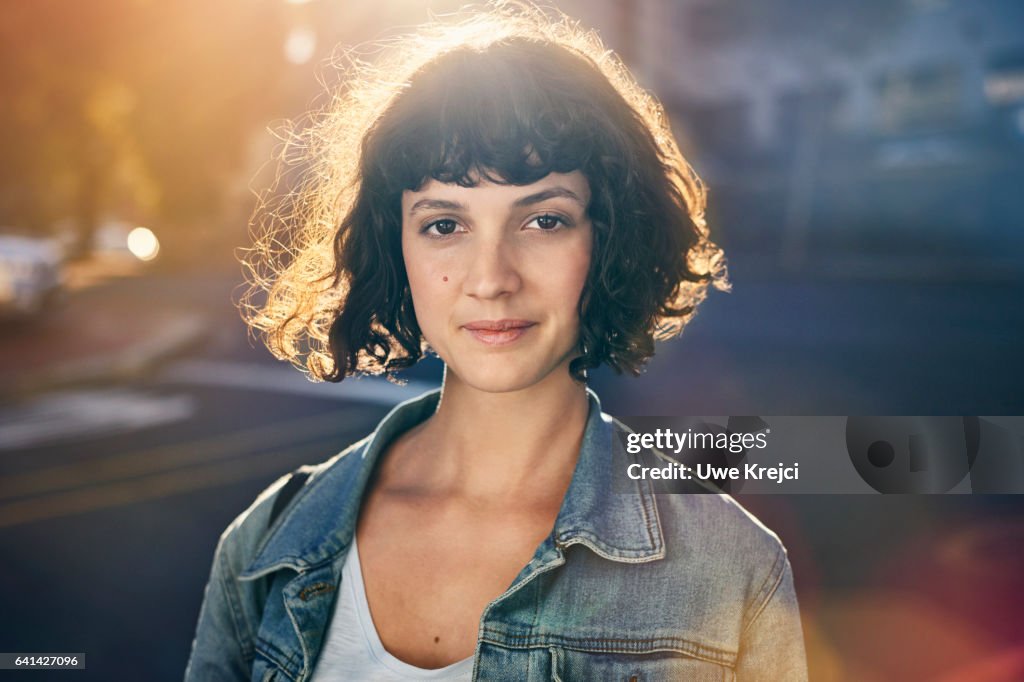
250, 652, 298, 682
250, 659, 277, 682
550, 647, 735, 682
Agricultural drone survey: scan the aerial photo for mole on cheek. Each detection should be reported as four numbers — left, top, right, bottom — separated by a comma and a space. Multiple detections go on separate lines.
442, 276, 448, 282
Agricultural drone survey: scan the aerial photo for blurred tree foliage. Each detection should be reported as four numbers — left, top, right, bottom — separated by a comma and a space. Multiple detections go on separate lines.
0, 0, 289, 253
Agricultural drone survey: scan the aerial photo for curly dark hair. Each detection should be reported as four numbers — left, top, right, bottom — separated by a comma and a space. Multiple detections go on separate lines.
241, 3, 728, 384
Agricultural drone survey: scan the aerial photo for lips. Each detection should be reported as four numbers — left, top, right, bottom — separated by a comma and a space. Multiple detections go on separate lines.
463, 319, 535, 331
462, 319, 536, 346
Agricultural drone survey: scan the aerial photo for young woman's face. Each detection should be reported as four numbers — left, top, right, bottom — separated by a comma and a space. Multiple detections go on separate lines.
401, 171, 593, 393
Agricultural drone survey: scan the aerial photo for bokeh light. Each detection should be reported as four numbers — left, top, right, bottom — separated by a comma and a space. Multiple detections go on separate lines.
284, 26, 316, 64
126, 226, 159, 261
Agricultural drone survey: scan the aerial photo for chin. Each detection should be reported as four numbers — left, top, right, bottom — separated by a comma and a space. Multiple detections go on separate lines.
448, 361, 560, 394
455, 372, 545, 394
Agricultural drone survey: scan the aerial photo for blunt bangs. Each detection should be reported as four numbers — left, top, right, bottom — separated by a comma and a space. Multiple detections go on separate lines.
368, 40, 615, 193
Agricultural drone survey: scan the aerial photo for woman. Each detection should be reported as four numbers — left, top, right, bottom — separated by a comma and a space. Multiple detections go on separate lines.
185, 4, 807, 681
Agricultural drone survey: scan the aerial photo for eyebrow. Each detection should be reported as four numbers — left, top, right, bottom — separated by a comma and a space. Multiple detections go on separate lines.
513, 187, 586, 209
407, 186, 586, 215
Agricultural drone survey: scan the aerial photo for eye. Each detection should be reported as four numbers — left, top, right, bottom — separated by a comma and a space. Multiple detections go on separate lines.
422, 218, 464, 237
525, 213, 569, 231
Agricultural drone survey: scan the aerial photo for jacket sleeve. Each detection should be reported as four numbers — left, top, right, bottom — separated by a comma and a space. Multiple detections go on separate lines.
183, 468, 306, 681
183, 529, 255, 682
734, 548, 809, 681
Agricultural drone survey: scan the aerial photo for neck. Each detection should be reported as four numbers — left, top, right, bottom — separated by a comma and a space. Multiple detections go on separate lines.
394, 364, 590, 504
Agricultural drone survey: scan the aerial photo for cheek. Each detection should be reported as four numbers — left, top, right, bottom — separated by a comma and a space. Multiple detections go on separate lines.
404, 252, 451, 291
402, 240, 456, 333
544, 235, 592, 314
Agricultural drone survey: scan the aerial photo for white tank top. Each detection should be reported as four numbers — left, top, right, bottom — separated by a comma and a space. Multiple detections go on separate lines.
309, 535, 475, 681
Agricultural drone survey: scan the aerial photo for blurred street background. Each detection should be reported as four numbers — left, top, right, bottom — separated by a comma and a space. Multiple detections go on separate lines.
1, 1, 1022, 680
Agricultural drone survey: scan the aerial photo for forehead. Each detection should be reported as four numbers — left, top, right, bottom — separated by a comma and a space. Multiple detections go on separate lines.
401, 171, 591, 213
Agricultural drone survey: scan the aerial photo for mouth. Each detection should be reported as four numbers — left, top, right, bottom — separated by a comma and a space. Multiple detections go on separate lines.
462, 319, 537, 346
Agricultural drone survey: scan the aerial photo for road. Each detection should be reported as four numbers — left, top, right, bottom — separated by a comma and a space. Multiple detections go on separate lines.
0, 272, 441, 680
0, 268, 1021, 680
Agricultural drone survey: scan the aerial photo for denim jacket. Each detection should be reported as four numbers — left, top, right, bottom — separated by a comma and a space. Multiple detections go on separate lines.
185, 389, 808, 681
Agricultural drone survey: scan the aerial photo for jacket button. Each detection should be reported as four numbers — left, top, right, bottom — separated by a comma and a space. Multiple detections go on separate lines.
298, 582, 337, 601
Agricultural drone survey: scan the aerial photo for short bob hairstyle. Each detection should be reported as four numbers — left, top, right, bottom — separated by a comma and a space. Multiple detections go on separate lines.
241, 2, 728, 383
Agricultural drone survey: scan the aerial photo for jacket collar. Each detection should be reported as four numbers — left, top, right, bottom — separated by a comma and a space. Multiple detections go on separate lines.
241, 387, 664, 579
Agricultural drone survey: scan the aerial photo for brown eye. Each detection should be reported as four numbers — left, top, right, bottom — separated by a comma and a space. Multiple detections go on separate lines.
528, 214, 566, 230
424, 219, 460, 236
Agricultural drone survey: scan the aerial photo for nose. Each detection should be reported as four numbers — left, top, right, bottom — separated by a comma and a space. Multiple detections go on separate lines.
462, 234, 522, 300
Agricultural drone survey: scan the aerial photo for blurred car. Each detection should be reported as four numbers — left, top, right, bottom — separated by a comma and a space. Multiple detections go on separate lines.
0, 231, 66, 318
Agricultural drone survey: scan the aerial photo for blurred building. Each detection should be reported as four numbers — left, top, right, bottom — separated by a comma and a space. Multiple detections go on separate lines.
570, 1, 1024, 167
567, 0, 1024, 271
